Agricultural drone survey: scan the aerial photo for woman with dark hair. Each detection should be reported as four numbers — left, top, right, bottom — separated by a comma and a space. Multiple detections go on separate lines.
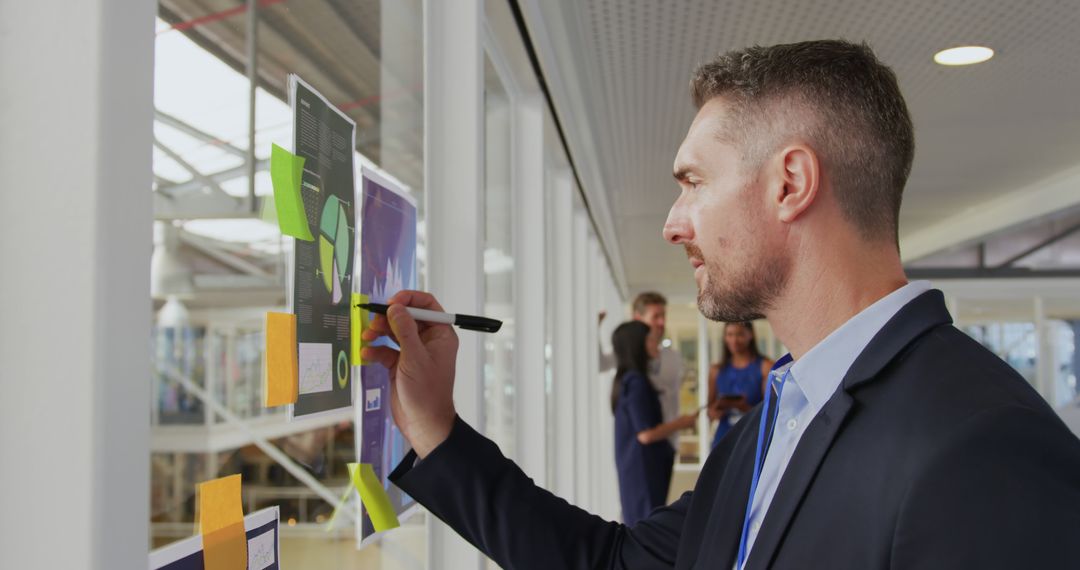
611, 321, 697, 526
707, 322, 774, 449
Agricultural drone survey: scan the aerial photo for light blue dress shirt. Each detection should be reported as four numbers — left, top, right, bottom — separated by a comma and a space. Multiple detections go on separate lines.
740, 281, 932, 564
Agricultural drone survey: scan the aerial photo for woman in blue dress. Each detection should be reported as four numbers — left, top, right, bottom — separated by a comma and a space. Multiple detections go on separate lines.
707, 322, 774, 450
611, 321, 697, 526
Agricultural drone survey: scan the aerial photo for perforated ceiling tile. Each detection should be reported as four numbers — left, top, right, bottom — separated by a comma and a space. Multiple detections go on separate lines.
542, 0, 1080, 296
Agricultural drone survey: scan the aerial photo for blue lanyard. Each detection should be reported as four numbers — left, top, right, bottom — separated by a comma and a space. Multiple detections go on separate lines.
735, 366, 790, 569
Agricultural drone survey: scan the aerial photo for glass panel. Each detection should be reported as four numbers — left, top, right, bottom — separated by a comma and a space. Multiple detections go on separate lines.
151, 0, 425, 564
482, 55, 516, 458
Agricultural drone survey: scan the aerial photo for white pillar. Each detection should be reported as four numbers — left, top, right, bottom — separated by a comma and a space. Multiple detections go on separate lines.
572, 211, 592, 509
515, 98, 547, 484
424, 0, 485, 567
0, 2, 154, 568
550, 171, 577, 501
586, 235, 603, 513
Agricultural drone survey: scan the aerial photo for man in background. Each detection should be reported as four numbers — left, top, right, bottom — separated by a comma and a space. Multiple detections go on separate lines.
601, 292, 685, 449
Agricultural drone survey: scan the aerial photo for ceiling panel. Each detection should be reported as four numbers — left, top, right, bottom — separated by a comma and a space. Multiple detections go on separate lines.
529, 0, 1080, 297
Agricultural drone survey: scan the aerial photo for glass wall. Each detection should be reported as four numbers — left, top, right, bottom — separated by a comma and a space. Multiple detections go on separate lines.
151, 0, 425, 566
149, 1, 627, 566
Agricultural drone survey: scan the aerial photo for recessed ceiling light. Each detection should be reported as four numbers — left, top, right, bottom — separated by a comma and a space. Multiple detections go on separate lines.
934, 46, 994, 66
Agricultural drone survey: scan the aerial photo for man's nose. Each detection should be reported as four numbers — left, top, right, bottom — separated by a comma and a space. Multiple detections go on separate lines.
663, 198, 692, 244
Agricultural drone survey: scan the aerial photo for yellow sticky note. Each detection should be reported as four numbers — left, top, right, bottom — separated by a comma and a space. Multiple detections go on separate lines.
197, 474, 246, 570
351, 293, 370, 366
265, 312, 298, 407
349, 462, 400, 532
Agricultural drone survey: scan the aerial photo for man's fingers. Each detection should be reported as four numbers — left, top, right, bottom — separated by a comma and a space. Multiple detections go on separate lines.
361, 327, 387, 342
368, 314, 392, 334
388, 290, 446, 313
386, 304, 427, 356
361, 346, 400, 370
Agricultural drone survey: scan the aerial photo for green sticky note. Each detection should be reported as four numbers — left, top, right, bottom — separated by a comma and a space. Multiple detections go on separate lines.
351, 293, 370, 366
349, 462, 400, 532
270, 144, 314, 241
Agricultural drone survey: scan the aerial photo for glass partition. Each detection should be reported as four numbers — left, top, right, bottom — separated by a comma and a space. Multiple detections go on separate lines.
151, 0, 425, 565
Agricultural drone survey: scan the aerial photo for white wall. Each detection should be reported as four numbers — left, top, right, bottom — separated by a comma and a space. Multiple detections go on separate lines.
0, 1, 153, 568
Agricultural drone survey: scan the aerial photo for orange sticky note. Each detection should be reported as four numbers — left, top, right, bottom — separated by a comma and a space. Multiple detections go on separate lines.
351, 293, 370, 366
197, 474, 246, 570
265, 312, 298, 407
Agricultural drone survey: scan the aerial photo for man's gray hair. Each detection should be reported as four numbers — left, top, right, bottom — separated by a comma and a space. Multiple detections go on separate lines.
690, 40, 914, 245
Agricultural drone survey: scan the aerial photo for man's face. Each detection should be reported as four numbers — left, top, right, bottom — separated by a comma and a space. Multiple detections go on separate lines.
645, 327, 662, 360
635, 303, 667, 338
663, 98, 791, 322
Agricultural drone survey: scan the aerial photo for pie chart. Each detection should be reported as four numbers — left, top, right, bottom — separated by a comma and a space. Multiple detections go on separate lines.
318, 195, 352, 305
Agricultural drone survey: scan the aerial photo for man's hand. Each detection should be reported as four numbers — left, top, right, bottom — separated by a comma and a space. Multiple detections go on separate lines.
361, 290, 459, 458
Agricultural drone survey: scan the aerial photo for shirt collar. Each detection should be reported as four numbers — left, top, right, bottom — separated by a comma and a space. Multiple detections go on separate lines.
776, 281, 933, 414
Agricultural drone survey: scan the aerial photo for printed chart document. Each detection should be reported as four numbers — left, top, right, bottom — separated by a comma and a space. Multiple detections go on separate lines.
356, 165, 419, 543
288, 74, 356, 418
148, 507, 281, 570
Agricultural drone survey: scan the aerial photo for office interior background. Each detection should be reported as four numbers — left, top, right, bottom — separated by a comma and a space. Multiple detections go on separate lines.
2, 0, 1079, 568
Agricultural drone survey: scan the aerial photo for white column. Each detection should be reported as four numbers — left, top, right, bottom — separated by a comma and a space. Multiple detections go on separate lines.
697, 313, 711, 466
572, 210, 592, 510
586, 235, 602, 512
593, 241, 620, 520
550, 171, 577, 501
423, 0, 485, 567
514, 98, 548, 484
0, 2, 154, 569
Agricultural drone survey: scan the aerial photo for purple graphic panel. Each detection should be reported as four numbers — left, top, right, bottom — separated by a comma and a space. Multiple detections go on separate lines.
357, 167, 417, 541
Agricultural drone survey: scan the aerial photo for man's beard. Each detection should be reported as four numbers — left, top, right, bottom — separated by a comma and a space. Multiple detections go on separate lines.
688, 243, 789, 322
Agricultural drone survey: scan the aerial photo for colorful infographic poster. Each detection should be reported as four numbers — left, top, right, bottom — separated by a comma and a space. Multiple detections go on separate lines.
148, 507, 280, 570
289, 75, 356, 418
356, 165, 419, 543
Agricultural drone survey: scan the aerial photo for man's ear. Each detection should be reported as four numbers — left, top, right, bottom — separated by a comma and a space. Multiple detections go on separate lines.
773, 144, 821, 224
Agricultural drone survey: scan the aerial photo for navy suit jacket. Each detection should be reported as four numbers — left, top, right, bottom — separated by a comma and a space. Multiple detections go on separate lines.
390, 291, 1080, 568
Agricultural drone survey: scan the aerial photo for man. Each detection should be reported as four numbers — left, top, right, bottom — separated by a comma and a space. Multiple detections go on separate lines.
600, 292, 685, 448
362, 40, 1080, 568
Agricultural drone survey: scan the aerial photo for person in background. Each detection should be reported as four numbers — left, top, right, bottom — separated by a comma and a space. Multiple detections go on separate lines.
707, 322, 774, 449
600, 292, 685, 451
610, 321, 697, 526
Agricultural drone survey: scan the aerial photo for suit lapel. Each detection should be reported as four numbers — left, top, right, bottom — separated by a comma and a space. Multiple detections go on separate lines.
685, 408, 762, 569
743, 290, 953, 569
743, 390, 854, 569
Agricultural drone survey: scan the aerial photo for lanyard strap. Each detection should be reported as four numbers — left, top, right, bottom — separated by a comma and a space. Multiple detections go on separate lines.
735, 368, 790, 570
